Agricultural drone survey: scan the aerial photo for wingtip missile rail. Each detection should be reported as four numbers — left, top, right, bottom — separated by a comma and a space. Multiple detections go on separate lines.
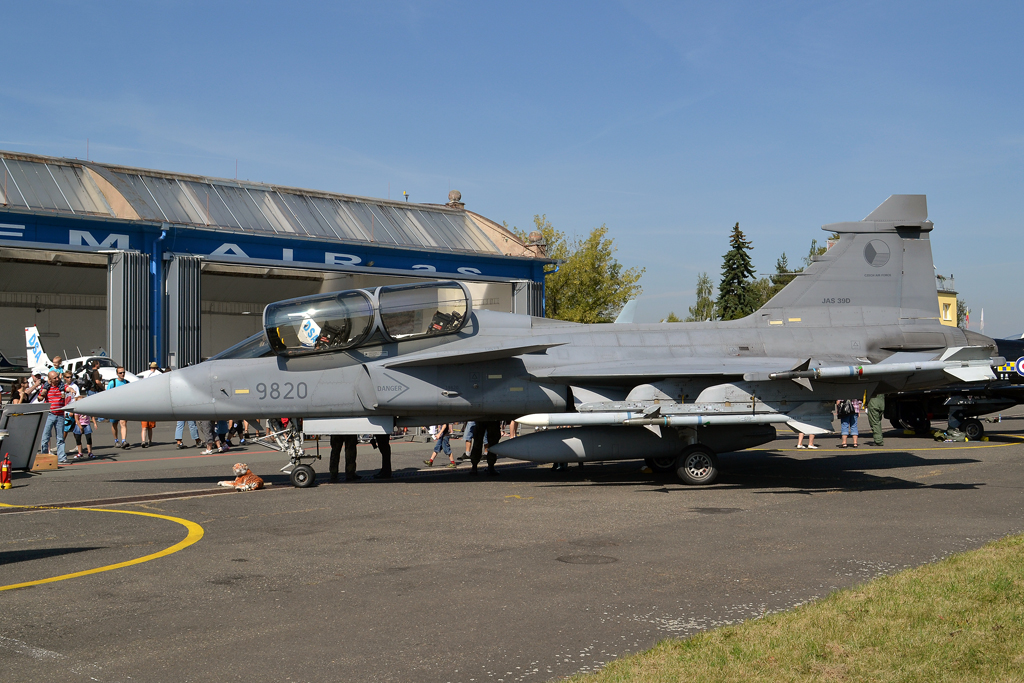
767, 356, 996, 383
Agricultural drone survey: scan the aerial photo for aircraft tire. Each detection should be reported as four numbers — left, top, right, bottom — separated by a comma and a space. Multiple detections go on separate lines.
645, 456, 676, 474
290, 464, 316, 488
961, 418, 984, 440
674, 446, 719, 486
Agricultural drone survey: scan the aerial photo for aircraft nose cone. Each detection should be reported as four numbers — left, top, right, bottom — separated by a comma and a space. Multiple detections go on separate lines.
73, 372, 175, 421
168, 366, 215, 412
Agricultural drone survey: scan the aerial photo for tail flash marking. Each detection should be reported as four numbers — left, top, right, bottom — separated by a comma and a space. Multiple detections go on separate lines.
24, 326, 49, 369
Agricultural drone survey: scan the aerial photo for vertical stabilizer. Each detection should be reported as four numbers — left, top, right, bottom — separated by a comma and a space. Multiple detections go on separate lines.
614, 300, 638, 324
25, 326, 50, 372
758, 195, 939, 324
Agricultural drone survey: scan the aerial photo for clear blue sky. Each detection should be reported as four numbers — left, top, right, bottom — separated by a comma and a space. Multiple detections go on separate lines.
3, 2, 1021, 334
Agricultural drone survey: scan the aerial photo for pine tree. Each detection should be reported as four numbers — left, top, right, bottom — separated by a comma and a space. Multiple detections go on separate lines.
716, 223, 757, 320
685, 272, 717, 322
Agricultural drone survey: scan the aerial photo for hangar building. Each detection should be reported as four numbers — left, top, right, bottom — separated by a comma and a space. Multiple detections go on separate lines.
0, 151, 549, 372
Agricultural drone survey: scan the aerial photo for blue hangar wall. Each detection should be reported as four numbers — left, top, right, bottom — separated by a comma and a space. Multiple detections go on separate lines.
0, 207, 548, 373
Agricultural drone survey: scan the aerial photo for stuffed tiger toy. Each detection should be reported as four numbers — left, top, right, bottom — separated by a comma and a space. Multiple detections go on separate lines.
218, 463, 264, 491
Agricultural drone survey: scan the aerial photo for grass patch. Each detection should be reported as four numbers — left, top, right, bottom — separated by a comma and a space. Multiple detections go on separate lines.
570, 534, 1024, 682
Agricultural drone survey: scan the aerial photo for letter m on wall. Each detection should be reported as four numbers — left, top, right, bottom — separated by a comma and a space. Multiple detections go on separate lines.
70, 230, 130, 249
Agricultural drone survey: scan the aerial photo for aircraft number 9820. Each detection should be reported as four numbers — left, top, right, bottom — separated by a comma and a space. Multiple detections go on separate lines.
255, 382, 308, 400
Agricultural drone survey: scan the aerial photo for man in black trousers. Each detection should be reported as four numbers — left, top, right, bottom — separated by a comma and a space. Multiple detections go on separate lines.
468, 421, 502, 476
371, 434, 392, 479
329, 434, 360, 482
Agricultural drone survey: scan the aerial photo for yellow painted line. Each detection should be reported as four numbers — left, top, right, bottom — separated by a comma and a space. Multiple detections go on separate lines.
0, 503, 204, 591
234, 389, 249, 394
788, 317, 802, 322
509, 386, 524, 392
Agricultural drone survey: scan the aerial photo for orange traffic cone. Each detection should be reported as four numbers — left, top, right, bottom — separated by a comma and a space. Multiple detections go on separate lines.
1, 453, 11, 489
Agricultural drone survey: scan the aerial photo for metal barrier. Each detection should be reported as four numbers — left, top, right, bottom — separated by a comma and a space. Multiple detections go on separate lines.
0, 403, 51, 469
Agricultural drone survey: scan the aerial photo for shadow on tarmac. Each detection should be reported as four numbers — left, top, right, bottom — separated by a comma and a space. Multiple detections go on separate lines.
0, 546, 103, 565
526, 449, 984, 494
97, 445, 987, 494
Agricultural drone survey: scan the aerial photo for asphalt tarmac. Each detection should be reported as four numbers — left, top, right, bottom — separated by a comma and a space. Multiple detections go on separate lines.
2, 414, 1024, 682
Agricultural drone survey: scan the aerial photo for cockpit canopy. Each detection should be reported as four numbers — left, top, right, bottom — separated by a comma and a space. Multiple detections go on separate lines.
264, 281, 470, 357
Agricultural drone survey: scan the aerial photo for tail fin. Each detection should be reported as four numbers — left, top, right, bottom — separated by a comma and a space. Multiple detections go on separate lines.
25, 326, 50, 371
758, 195, 939, 325
614, 299, 638, 324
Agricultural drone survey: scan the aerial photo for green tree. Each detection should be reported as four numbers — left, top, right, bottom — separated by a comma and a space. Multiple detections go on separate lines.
957, 298, 969, 329
771, 252, 798, 290
755, 238, 837, 310
716, 223, 758, 320
750, 276, 776, 311
803, 238, 828, 268
753, 251, 802, 309
685, 272, 717, 322
518, 215, 644, 323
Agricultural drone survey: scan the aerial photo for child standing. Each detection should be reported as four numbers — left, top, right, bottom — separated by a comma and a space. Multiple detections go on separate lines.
73, 411, 94, 459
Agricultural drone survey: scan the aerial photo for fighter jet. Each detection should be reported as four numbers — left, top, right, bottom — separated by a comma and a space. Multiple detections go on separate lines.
73, 195, 998, 486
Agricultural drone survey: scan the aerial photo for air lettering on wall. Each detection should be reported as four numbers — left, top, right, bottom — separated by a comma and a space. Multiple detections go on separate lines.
211, 243, 250, 257
69, 230, 129, 249
326, 252, 362, 266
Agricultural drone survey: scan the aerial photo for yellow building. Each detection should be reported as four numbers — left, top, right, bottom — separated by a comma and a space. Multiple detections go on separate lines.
937, 275, 957, 327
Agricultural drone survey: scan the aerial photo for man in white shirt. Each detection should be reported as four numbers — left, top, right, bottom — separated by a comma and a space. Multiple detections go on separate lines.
137, 362, 163, 447
137, 362, 163, 380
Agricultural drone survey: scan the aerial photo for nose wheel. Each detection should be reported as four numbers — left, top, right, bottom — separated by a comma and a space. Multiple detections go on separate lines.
675, 445, 719, 485
290, 464, 316, 488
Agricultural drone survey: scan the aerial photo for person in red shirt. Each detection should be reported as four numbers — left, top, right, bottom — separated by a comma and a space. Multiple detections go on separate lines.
39, 371, 68, 464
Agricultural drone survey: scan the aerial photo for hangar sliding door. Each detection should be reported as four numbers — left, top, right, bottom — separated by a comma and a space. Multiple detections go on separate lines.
107, 251, 150, 374
166, 255, 201, 369
513, 280, 544, 317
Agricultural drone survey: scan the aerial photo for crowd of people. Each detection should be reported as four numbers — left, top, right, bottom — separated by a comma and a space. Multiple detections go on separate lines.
5, 359, 267, 464
7, 356, 108, 463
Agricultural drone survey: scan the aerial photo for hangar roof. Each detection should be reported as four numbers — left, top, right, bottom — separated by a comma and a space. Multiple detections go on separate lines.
0, 151, 525, 257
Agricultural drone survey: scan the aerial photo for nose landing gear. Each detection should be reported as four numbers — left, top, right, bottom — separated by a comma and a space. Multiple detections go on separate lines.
253, 418, 321, 487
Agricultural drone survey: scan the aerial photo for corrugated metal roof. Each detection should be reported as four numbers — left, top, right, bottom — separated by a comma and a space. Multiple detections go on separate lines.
0, 151, 504, 255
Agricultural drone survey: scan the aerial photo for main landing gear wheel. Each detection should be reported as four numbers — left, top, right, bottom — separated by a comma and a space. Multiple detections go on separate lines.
644, 456, 677, 474
290, 464, 316, 488
961, 418, 984, 440
674, 446, 720, 486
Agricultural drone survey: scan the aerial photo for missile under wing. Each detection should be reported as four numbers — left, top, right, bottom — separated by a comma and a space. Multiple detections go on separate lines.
74, 195, 998, 486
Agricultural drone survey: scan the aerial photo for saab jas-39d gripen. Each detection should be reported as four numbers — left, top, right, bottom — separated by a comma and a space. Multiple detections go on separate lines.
73, 195, 999, 487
